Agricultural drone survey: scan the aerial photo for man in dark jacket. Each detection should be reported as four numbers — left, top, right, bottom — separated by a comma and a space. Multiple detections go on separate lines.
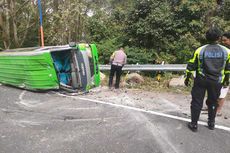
185, 27, 230, 132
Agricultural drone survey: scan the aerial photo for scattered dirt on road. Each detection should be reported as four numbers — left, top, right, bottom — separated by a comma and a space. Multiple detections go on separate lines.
81, 86, 230, 127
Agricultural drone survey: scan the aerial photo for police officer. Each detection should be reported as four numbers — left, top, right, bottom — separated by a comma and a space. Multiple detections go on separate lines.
185, 27, 230, 132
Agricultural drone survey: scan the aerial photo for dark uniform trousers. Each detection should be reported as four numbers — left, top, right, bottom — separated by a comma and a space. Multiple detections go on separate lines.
108, 64, 123, 88
191, 75, 222, 123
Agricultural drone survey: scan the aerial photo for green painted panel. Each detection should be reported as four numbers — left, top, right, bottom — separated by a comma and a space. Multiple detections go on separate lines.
90, 44, 101, 87
0, 52, 59, 90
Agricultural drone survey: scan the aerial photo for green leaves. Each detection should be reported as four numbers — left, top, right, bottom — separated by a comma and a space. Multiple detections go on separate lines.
1, 0, 230, 66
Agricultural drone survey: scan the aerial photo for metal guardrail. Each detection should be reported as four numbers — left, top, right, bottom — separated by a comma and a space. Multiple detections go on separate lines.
99, 64, 187, 71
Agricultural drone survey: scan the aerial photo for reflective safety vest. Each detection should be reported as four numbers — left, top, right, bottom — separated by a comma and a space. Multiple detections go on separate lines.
186, 44, 230, 83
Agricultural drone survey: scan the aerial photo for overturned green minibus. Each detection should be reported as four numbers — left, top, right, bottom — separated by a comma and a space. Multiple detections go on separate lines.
0, 43, 100, 92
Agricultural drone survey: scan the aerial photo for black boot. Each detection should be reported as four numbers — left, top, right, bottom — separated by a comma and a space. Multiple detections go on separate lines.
188, 107, 200, 132
188, 122, 198, 132
207, 121, 215, 130
208, 106, 217, 130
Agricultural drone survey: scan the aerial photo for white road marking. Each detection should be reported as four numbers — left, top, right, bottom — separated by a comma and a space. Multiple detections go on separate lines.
19, 90, 26, 101
56, 92, 230, 132
17, 100, 36, 107
17, 90, 35, 107
17, 90, 43, 107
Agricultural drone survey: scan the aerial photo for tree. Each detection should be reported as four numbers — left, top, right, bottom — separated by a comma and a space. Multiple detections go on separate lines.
0, 0, 36, 49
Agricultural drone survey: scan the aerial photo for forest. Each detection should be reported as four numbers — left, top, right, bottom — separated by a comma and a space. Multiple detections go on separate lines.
1, 0, 230, 64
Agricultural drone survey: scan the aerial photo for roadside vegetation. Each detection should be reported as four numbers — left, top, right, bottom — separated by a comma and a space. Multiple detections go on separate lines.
101, 72, 192, 94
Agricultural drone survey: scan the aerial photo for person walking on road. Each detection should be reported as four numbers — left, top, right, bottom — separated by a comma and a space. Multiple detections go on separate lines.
108, 47, 127, 89
184, 27, 230, 132
217, 32, 230, 116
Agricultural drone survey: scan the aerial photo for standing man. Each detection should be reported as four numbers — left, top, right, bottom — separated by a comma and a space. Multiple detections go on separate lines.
184, 27, 230, 132
217, 32, 230, 116
108, 47, 127, 89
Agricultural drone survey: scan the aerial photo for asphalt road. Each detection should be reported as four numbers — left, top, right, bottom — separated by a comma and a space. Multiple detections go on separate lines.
0, 85, 230, 153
